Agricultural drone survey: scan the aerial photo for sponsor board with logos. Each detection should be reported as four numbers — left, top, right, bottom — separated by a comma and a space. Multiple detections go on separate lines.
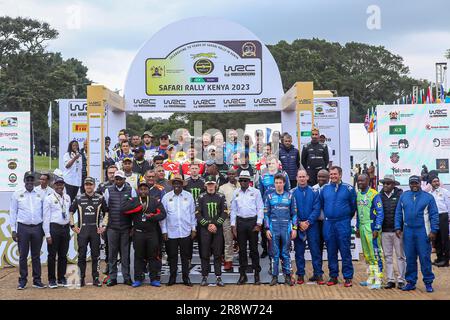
0, 113, 31, 192
378, 104, 450, 184
124, 17, 283, 112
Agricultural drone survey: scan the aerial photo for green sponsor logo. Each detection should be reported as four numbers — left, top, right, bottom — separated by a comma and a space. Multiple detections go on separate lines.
389, 125, 406, 135
207, 202, 218, 218
190, 188, 202, 200
301, 131, 311, 137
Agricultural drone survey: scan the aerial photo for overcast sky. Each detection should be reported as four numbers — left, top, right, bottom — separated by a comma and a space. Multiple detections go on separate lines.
2, 0, 449, 98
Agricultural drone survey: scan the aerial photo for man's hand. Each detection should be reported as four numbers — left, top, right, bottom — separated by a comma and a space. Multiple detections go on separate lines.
12, 231, 18, 242
372, 231, 379, 239
266, 230, 272, 241
429, 232, 437, 242
208, 224, 217, 234
300, 221, 310, 232
253, 224, 262, 233
291, 229, 297, 240
395, 230, 402, 239
46, 237, 52, 245
191, 230, 197, 240
232, 226, 237, 239
355, 229, 360, 238
97, 227, 105, 234
162, 233, 168, 241
73, 226, 80, 234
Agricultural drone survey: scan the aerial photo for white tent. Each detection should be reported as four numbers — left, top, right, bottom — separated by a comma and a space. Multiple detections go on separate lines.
349, 123, 376, 167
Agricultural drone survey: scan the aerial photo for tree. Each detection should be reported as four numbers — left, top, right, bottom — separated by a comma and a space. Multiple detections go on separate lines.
0, 16, 91, 154
445, 49, 450, 60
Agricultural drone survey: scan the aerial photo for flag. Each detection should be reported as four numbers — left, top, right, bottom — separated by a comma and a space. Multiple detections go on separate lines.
266, 127, 272, 144
364, 109, 370, 132
440, 84, 445, 101
368, 107, 375, 133
47, 102, 52, 128
418, 89, 423, 104
426, 86, 433, 104
373, 108, 377, 131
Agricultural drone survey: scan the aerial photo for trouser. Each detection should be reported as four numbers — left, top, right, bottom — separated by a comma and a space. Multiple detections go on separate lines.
223, 217, 234, 262
166, 236, 192, 279
103, 231, 109, 272
268, 220, 291, 276
17, 223, 44, 284
236, 216, 261, 274
107, 228, 131, 282
65, 184, 79, 203
188, 222, 201, 260
306, 169, 319, 186
404, 226, 434, 285
47, 223, 70, 282
435, 212, 449, 263
381, 232, 406, 283
260, 226, 268, 253
323, 218, 354, 279
199, 227, 224, 277
77, 225, 101, 280
133, 229, 161, 281
294, 222, 324, 276
359, 223, 384, 284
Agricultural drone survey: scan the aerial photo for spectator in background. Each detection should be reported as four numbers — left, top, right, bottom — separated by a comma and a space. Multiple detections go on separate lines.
204, 160, 227, 187
115, 140, 133, 165
142, 131, 157, 162
113, 132, 128, 156
362, 163, 368, 175
367, 165, 377, 189
132, 146, 151, 176
202, 132, 212, 160
35, 172, 53, 199
181, 147, 205, 179
225, 129, 242, 164
174, 128, 191, 154
104, 137, 116, 177
151, 155, 165, 168
301, 128, 329, 186
163, 145, 182, 180
155, 165, 173, 193
63, 140, 82, 202
319, 134, 327, 144
122, 157, 139, 190
279, 133, 300, 189
130, 135, 142, 149
157, 133, 170, 159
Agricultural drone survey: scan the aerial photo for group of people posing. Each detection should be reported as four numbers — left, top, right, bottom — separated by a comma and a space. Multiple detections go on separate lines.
9, 127, 449, 293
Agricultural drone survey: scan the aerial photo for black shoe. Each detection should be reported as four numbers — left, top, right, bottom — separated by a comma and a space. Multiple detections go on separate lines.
167, 275, 176, 286
32, 281, 46, 289
201, 276, 208, 286
384, 282, 396, 289
433, 258, 440, 264
308, 275, 318, 282
124, 279, 133, 286
93, 278, 102, 287
435, 260, 449, 267
80, 278, 86, 287
48, 280, 58, 289
216, 277, 224, 287
57, 278, 67, 287
270, 276, 278, 286
254, 273, 261, 285
106, 279, 117, 287
397, 282, 405, 290
237, 274, 248, 285
260, 251, 268, 259
17, 282, 26, 290
183, 277, 193, 287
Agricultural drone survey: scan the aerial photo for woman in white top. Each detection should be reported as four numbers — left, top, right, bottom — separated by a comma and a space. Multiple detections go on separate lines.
63, 140, 82, 202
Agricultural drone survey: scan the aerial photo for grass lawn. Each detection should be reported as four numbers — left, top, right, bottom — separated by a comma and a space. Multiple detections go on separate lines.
34, 155, 59, 172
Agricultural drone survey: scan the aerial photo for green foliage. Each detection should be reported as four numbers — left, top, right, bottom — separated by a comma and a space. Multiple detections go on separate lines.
0, 16, 90, 153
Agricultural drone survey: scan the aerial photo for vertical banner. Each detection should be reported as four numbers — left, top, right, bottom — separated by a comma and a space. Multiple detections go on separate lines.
377, 104, 450, 184
0, 112, 31, 191
87, 86, 105, 185
295, 82, 314, 149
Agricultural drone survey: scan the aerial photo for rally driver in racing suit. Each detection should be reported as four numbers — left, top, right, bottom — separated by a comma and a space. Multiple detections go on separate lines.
264, 173, 298, 286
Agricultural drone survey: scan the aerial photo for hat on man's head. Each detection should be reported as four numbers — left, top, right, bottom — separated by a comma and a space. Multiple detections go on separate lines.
138, 181, 149, 188
204, 175, 217, 185
160, 132, 170, 139
142, 131, 154, 138
379, 174, 400, 186
24, 171, 35, 180
169, 174, 187, 186
409, 175, 420, 184
238, 170, 252, 180
133, 146, 145, 154
122, 157, 133, 163
84, 177, 95, 185
54, 175, 65, 184
114, 170, 126, 179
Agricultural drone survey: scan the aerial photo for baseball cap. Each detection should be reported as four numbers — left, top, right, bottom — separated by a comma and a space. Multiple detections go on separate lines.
24, 171, 35, 180
133, 146, 145, 153
160, 132, 170, 139
123, 157, 133, 163
142, 131, 154, 138
84, 177, 95, 185
114, 170, 126, 179
54, 176, 65, 184
167, 144, 175, 150
409, 175, 420, 184
205, 159, 216, 166
138, 181, 149, 188
204, 175, 217, 185
238, 170, 251, 180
